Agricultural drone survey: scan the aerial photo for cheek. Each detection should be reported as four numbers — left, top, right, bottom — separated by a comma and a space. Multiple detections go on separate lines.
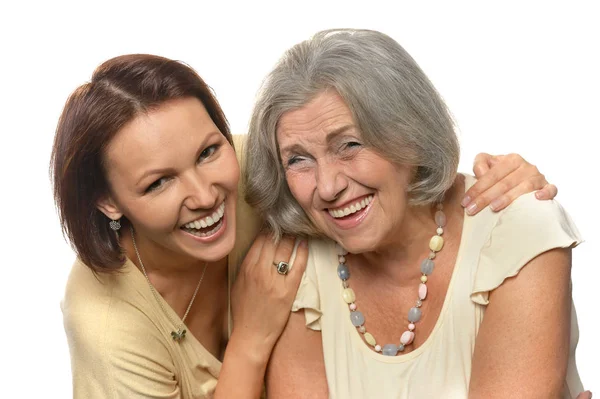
126, 194, 181, 232
285, 172, 314, 210
220, 148, 241, 189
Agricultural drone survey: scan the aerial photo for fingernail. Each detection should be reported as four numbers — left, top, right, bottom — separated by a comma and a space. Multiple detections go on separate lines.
489, 198, 503, 211
466, 203, 477, 215
535, 191, 543, 200
461, 195, 471, 207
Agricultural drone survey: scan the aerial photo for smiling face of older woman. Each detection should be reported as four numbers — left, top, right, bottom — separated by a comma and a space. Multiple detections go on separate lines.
278, 90, 415, 253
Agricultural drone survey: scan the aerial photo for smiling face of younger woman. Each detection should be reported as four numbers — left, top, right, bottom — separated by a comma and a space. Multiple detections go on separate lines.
99, 96, 239, 263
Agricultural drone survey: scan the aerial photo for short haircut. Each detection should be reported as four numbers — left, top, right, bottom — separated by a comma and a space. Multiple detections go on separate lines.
244, 29, 460, 238
50, 54, 231, 272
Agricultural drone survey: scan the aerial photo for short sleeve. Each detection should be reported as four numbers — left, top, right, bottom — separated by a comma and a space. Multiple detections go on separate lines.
292, 240, 323, 331
471, 193, 582, 305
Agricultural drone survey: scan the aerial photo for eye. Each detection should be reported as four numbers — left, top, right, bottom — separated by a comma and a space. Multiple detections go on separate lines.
285, 155, 307, 168
198, 144, 219, 162
343, 141, 362, 150
146, 176, 171, 193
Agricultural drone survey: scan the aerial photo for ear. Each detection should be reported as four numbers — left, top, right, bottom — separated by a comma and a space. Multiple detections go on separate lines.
96, 196, 124, 221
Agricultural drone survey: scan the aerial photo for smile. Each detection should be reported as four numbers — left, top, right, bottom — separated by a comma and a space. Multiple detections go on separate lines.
181, 202, 225, 237
328, 195, 373, 219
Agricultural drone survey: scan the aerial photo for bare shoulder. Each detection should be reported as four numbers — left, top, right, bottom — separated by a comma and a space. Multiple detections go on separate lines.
266, 310, 328, 399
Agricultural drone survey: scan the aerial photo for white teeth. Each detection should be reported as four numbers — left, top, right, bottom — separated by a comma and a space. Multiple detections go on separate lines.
328, 196, 373, 219
184, 202, 225, 229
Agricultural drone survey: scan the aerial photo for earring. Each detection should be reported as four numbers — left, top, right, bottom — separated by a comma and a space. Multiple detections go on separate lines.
109, 219, 121, 231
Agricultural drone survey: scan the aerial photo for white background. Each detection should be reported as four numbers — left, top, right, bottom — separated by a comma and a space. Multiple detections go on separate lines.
1, 1, 598, 396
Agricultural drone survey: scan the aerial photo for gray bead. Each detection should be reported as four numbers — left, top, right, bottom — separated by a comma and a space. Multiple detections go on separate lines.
350, 311, 365, 327
337, 263, 350, 281
382, 344, 398, 356
420, 259, 435, 275
398, 344, 405, 352
408, 307, 422, 323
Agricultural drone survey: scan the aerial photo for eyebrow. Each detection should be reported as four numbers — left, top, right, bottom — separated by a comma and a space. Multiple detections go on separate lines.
279, 124, 356, 156
135, 130, 222, 186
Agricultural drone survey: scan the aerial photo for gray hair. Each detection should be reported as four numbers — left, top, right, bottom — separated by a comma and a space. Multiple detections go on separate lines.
244, 28, 460, 238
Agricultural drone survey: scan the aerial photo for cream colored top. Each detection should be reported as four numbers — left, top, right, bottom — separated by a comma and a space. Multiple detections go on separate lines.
293, 175, 584, 398
62, 135, 262, 399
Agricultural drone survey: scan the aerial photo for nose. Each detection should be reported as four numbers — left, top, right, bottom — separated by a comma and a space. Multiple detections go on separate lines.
181, 171, 218, 211
315, 159, 348, 203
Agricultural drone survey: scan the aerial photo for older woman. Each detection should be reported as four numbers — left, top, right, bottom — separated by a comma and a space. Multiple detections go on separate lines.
53, 53, 565, 398
245, 29, 585, 398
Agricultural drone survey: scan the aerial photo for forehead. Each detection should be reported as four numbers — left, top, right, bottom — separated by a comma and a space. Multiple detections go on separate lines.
105, 97, 216, 172
277, 91, 355, 142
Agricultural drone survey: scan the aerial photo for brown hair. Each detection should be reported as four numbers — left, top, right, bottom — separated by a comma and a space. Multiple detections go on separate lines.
50, 54, 231, 272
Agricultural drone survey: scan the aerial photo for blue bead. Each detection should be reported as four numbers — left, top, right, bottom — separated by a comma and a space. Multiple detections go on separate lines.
350, 311, 365, 327
420, 259, 434, 275
382, 344, 398, 356
408, 307, 422, 323
337, 263, 350, 280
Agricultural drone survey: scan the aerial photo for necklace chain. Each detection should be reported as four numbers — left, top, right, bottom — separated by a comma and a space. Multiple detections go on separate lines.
337, 203, 447, 356
131, 228, 208, 342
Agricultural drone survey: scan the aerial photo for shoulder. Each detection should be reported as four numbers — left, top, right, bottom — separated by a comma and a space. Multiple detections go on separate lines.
63, 260, 177, 397
63, 258, 171, 361
469, 192, 581, 305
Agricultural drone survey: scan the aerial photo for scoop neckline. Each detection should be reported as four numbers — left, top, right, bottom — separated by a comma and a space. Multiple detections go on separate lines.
346, 174, 475, 364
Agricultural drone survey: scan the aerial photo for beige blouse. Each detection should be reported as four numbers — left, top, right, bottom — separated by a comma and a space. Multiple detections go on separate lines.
62, 135, 262, 398
293, 174, 584, 398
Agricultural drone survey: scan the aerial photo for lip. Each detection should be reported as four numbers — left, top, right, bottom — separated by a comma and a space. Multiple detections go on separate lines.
325, 195, 374, 230
327, 195, 372, 212
181, 212, 228, 243
181, 200, 225, 228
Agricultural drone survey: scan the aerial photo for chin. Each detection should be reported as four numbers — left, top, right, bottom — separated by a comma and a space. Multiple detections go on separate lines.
334, 236, 377, 255
190, 233, 236, 262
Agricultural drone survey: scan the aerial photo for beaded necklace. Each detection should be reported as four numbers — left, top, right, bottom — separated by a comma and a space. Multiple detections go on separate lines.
336, 204, 447, 356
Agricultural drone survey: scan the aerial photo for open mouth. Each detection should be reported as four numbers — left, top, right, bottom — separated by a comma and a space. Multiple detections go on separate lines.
181, 202, 225, 237
327, 195, 374, 219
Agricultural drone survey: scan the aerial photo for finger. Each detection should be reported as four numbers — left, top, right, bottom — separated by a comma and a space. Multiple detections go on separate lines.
464, 159, 516, 209
535, 183, 558, 200
256, 232, 279, 270
241, 233, 267, 269
575, 391, 592, 399
285, 239, 309, 286
472, 153, 492, 178
272, 235, 297, 273
461, 154, 524, 209
478, 174, 548, 213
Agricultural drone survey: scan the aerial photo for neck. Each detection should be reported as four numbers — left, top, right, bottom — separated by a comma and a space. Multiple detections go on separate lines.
121, 227, 227, 305
352, 204, 434, 283
350, 175, 463, 283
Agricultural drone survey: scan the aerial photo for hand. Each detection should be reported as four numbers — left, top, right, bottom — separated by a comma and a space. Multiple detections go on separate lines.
576, 391, 592, 399
229, 233, 308, 365
462, 153, 558, 215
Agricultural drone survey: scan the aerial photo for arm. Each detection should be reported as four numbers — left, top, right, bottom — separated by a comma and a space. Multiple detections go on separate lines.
214, 235, 309, 399
465, 153, 558, 215
469, 248, 572, 398
265, 310, 328, 398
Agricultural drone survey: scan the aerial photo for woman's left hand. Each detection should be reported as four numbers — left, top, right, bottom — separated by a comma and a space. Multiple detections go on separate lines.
463, 153, 558, 215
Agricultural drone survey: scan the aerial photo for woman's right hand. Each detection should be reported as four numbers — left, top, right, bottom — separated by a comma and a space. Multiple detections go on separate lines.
229, 233, 308, 365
